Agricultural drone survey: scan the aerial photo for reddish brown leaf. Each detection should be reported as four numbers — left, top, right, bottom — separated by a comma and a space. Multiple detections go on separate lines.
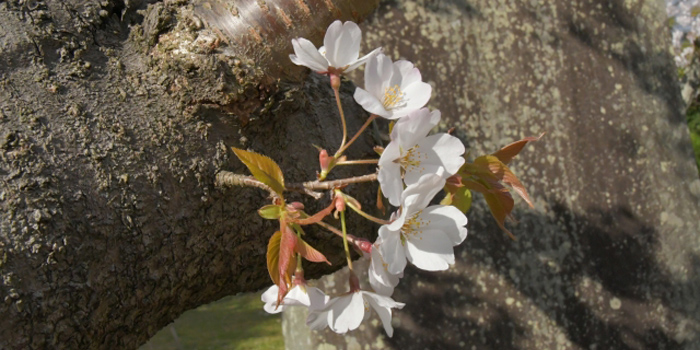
278, 225, 297, 285
492, 133, 544, 165
266, 231, 282, 286
297, 237, 331, 265
475, 156, 534, 208
294, 200, 336, 226
481, 184, 516, 240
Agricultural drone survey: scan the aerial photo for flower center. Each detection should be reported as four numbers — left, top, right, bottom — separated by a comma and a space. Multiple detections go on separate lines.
382, 85, 406, 110
401, 211, 430, 241
396, 146, 427, 172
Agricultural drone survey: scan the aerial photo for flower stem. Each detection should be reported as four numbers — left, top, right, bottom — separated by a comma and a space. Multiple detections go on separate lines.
335, 159, 379, 166
344, 198, 392, 225
340, 210, 353, 271
332, 83, 348, 156
335, 114, 378, 158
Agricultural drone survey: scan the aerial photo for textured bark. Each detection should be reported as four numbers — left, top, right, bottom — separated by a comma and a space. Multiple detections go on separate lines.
0, 0, 379, 349
284, 0, 700, 349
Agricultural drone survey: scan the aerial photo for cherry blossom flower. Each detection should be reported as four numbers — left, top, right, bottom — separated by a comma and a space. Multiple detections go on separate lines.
261, 284, 328, 315
378, 108, 466, 206
289, 20, 381, 74
368, 236, 403, 296
308, 290, 404, 337
379, 174, 468, 274
353, 54, 432, 119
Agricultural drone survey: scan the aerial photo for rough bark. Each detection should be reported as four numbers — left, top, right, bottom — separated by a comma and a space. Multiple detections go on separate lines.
0, 0, 379, 348
284, 0, 700, 349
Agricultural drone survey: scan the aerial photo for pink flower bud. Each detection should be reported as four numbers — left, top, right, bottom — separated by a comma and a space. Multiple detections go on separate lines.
319, 149, 331, 172
287, 202, 305, 212
355, 238, 373, 254
334, 195, 346, 212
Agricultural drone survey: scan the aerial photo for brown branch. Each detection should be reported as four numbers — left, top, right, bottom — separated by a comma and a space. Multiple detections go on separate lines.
215, 171, 378, 199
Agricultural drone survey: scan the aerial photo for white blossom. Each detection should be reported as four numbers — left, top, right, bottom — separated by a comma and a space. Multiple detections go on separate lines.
309, 290, 404, 337
353, 54, 432, 119
368, 236, 403, 296
378, 108, 466, 206
379, 174, 468, 274
261, 284, 328, 315
289, 20, 381, 74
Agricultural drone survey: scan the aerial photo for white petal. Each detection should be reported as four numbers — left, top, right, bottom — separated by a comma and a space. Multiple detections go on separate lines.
394, 81, 432, 117
369, 241, 402, 296
403, 164, 443, 187
284, 285, 311, 307
378, 225, 407, 275
362, 54, 383, 97
306, 309, 330, 330
261, 285, 283, 314
326, 293, 365, 334
405, 229, 455, 271
418, 133, 466, 175
290, 38, 328, 72
364, 292, 404, 337
353, 88, 391, 117
419, 205, 468, 246
394, 60, 422, 87
345, 47, 382, 72
378, 141, 403, 206
393, 108, 441, 148
401, 174, 446, 214
306, 287, 330, 311
324, 21, 361, 67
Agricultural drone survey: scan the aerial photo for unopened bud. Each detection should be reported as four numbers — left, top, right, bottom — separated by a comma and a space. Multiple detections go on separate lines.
355, 238, 373, 254
319, 149, 331, 172
287, 202, 305, 211
334, 195, 346, 212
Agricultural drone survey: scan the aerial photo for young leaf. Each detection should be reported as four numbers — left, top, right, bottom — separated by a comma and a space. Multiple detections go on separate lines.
232, 147, 286, 197
258, 205, 283, 220
293, 200, 336, 226
296, 237, 331, 265
492, 133, 544, 165
441, 187, 473, 213
278, 225, 297, 286
474, 155, 534, 208
266, 231, 282, 286
482, 186, 516, 240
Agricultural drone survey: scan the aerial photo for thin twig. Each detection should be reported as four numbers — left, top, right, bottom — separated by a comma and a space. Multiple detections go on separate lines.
216, 171, 378, 197
290, 172, 378, 191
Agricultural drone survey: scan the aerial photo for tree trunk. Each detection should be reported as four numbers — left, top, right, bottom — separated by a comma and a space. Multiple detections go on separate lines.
0, 0, 378, 348
284, 0, 700, 349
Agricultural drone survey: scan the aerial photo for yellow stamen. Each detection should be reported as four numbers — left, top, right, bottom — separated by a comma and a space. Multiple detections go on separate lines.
383, 85, 406, 110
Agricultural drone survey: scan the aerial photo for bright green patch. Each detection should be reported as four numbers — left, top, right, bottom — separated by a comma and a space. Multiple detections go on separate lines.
688, 106, 700, 174
139, 292, 283, 350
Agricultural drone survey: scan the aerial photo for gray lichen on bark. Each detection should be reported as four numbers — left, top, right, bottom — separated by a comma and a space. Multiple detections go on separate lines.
284, 0, 700, 349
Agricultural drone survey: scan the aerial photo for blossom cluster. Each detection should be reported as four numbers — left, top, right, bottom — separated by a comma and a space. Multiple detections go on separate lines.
667, 0, 700, 68
260, 20, 469, 337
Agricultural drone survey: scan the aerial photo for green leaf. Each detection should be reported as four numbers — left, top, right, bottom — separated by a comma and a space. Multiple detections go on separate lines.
258, 205, 282, 220
232, 147, 286, 197
442, 187, 473, 213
